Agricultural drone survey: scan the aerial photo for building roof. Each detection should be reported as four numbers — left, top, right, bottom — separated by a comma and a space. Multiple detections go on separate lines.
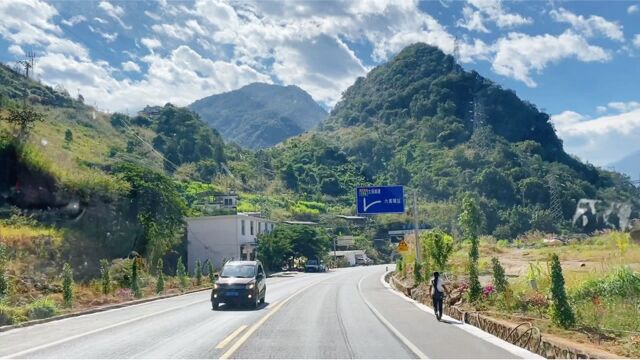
283, 220, 318, 225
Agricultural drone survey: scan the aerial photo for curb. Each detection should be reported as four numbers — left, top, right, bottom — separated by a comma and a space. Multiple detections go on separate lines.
0, 286, 211, 333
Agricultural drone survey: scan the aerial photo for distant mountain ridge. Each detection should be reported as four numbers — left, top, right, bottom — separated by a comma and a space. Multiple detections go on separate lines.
609, 150, 640, 179
189, 83, 327, 149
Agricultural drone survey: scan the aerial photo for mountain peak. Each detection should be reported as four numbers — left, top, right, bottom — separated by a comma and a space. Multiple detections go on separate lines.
188, 83, 327, 149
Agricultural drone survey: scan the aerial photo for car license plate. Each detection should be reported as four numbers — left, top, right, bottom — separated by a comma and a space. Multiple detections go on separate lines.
225, 291, 239, 296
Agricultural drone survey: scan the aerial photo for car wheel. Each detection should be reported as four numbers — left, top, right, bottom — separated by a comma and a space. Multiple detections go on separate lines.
260, 291, 266, 304
212, 301, 219, 310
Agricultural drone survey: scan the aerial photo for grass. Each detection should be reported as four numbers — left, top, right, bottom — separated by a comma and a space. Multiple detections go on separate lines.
452, 231, 640, 357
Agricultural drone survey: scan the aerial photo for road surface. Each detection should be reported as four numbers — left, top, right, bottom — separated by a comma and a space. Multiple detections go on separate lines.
0, 265, 538, 359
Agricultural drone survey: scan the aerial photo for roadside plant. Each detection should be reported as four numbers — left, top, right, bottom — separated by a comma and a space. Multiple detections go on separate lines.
207, 261, 215, 285
195, 259, 202, 286
131, 259, 142, 298
468, 261, 482, 302
62, 263, 74, 307
28, 297, 59, 320
491, 257, 508, 293
99, 259, 111, 295
0, 243, 8, 298
156, 259, 165, 294
396, 257, 403, 274
176, 256, 188, 291
548, 253, 575, 329
414, 260, 423, 283
613, 232, 630, 258
423, 230, 454, 272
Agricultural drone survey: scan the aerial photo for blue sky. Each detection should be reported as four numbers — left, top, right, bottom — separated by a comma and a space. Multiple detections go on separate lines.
1, 0, 639, 169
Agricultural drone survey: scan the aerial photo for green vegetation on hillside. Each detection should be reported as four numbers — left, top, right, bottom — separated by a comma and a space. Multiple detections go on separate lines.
189, 82, 327, 149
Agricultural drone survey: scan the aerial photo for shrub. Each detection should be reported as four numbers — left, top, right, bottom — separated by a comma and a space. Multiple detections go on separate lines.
491, 257, 508, 293
573, 267, 640, 300
110, 258, 133, 288
0, 304, 18, 325
176, 256, 188, 291
396, 257, 403, 273
195, 259, 202, 286
496, 239, 509, 248
62, 263, 73, 307
413, 260, 423, 283
422, 230, 454, 272
207, 261, 215, 285
28, 297, 59, 320
131, 260, 142, 298
0, 243, 7, 298
548, 254, 575, 328
468, 261, 482, 302
156, 259, 165, 294
99, 259, 111, 295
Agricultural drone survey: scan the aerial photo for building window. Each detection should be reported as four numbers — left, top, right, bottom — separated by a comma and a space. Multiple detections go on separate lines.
241, 220, 245, 235
250, 221, 254, 235
258, 222, 262, 234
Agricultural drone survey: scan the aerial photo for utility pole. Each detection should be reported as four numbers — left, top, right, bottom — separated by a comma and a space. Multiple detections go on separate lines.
412, 190, 421, 263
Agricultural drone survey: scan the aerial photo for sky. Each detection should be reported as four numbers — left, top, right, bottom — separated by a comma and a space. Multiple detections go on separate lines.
0, 0, 639, 170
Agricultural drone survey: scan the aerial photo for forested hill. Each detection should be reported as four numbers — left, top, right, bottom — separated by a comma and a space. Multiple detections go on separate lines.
189, 83, 327, 149
273, 43, 639, 238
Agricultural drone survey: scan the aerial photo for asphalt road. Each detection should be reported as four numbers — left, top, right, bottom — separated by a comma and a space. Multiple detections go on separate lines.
0, 265, 539, 359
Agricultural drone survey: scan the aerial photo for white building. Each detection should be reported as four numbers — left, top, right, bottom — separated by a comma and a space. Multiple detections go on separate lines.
186, 213, 277, 272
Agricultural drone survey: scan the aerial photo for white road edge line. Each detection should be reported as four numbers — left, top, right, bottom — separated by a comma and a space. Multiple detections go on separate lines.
3, 299, 206, 359
357, 275, 429, 359
379, 270, 544, 359
215, 325, 248, 349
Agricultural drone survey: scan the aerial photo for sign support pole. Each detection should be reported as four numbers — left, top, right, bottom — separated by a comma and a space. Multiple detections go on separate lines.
412, 190, 421, 263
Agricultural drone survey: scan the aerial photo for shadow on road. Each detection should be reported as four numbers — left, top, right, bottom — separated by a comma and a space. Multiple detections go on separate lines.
212, 302, 271, 311
439, 319, 463, 325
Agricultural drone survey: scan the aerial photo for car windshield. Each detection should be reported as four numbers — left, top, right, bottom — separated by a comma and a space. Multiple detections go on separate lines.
221, 264, 256, 278
307, 260, 318, 265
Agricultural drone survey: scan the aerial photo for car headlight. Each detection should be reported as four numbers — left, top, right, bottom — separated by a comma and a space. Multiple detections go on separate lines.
213, 283, 219, 289
246, 282, 255, 289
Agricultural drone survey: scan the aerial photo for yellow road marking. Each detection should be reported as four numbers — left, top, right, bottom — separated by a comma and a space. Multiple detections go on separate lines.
215, 325, 248, 349
219, 275, 337, 359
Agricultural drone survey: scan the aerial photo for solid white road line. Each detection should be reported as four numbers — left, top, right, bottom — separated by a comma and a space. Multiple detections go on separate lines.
215, 325, 248, 349
3, 299, 207, 359
357, 274, 430, 359
378, 270, 544, 359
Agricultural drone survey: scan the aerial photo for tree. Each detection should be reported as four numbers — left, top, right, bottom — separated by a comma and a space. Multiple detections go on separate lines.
491, 257, 508, 293
64, 129, 73, 143
114, 164, 187, 266
0, 244, 8, 298
422, 230, 454, 272
548, 254, 575, 328
257, 229, 293, 272
1, 104, 45, 139
156, 259, 165, 294
176, 256, 188, 291
195, 259, 202, 286
207, 261, 215, 285
62, 263, 74, 307
413, 260, 423, 283
99, 259, 111, 295
460, 195, 482, 302
131, 259, 142, 298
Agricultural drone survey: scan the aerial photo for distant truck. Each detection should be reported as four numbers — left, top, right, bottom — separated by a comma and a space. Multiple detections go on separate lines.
304, 258, 327, 272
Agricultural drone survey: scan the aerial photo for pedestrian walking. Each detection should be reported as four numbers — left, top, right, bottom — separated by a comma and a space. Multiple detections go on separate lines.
428, 271, 448, 321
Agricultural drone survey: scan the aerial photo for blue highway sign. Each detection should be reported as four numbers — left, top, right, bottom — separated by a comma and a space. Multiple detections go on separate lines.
356, 186, 405, 215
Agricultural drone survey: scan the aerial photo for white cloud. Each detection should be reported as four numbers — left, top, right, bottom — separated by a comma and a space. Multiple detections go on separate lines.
458, 0, 532, 33
140, 37, 162, 52
552, 108, 640, 165
607, 101, 640, 113
550, 8, 624, 41
152, 23, 195, 41
596, 105, 607, 113
633, 34, 640, 48
628, 5, 639, 14
61, 15, 87, 27
458, 6, 489, 33
98, 1, 131, 29
8, 44, 25, 56
93, 17, 108, 24
492, 31, 610, 87
121, 61, 141, 73
88, 25, 118, 43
